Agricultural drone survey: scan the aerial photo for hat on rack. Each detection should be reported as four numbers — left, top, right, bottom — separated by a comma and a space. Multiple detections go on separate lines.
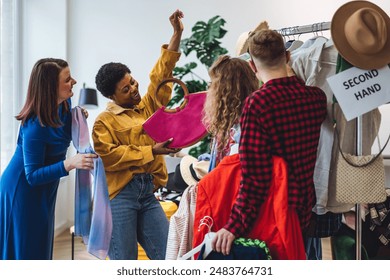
235, 21, 269, 56
331, 0, 390, 70
166, 155, 210, 192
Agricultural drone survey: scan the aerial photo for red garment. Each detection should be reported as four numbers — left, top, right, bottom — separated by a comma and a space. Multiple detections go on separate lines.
226, 76, 326, 237
193, 154, 305, 260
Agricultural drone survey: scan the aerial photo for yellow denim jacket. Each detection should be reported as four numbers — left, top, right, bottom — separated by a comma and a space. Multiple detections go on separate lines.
92, 45, 181, 199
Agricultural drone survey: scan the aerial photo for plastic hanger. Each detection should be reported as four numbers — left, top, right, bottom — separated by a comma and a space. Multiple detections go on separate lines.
178, 216, 215, 260
179, 232, 216, 260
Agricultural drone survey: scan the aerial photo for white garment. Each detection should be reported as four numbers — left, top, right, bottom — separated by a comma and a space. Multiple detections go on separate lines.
290, 38, 337, 215
290, 36, 328, 66
165, 184, 197, 260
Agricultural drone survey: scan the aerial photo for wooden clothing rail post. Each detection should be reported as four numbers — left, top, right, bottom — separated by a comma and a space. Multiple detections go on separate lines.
276, 20, 364, 260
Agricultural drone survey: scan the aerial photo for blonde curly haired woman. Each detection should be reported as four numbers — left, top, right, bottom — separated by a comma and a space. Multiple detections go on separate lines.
203, 55, 259, 170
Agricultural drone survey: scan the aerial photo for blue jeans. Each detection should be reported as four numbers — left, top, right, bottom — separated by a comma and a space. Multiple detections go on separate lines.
108, 174, 169, 260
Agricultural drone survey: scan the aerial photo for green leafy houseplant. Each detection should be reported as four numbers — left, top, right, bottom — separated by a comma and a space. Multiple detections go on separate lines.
168, 15, 228, 158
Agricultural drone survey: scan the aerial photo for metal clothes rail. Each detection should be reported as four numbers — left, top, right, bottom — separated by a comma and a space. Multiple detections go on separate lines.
277, 21, 331, 36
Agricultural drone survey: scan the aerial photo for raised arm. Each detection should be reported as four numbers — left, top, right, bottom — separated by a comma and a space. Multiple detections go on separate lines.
167, 9, 184, 52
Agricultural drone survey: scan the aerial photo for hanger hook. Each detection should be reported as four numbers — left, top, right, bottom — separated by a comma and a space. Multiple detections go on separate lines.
312, 23, 318, 36
293, 26, 299, 40
198, 216, 214, 232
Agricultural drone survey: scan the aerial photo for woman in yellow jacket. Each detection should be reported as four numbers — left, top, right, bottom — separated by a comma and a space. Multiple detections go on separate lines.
92, 10, 183, 260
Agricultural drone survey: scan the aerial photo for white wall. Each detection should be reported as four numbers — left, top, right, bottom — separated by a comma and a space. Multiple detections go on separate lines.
20, 0, 73, 235
18, 0, 390, 235
0, 0, 21, 172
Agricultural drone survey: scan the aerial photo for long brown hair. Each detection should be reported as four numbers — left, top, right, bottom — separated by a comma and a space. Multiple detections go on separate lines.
203, 55, 259, 154
16, 58, 69, 127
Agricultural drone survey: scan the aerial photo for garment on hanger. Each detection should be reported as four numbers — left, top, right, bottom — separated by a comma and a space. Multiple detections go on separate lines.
289, 36, 341, 259
165, 184, 197, 260
179, 231, 216, 260
290, 37, 337, 216
193, 154, 306, 260
208, 124, 240, 172
71, 106, 112, 260
287, 40, 304, 52
285, 39, 294, 49
290, 36, 328, 77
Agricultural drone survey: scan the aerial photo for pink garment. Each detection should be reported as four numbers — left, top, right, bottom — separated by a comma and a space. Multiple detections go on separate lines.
193, 154, 305, 260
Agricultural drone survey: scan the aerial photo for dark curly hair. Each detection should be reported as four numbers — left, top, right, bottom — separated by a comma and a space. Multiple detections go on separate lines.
95, 62, 131, 98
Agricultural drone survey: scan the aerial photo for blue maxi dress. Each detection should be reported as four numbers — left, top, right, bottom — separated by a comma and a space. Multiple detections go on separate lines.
0, 99, 72, 259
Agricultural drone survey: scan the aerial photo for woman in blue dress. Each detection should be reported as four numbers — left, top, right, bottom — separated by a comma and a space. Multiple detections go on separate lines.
0, 58, 97, 260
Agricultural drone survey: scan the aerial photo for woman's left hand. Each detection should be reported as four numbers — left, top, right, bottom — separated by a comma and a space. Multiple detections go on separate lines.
81, 107, 89, 119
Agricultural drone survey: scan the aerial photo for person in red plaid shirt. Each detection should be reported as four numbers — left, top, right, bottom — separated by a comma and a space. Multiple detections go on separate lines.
212, 29, 327, 256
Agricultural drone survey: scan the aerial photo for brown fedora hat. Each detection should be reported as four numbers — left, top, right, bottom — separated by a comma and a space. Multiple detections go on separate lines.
331, 1, 390, 70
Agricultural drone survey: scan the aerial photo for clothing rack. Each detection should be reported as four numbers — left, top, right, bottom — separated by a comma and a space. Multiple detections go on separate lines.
277, 21, 331, 36
276, 21, 366, 260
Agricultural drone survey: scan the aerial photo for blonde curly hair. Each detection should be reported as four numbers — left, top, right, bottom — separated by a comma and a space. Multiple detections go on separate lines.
203, 55, 259, 155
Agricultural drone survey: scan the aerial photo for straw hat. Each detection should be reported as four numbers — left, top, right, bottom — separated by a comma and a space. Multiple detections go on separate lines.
235, 21, 269, 56
166, 155, 210, 192
179, 155, 209, 187
331, 1, 390, 69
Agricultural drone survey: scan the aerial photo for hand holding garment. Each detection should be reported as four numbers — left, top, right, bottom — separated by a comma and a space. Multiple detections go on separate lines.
71, 106, 112, 259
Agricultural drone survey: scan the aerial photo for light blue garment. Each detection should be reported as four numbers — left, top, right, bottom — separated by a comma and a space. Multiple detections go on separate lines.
232, 124, 241, 144
209, 124, 241, 172
71, 106, 112, 259
208, 139, 218, 172
108, 173, 169, 260
197, 153, 211, 161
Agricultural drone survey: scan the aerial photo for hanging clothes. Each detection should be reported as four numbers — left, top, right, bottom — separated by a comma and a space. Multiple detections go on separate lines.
193, 154, 306, 260
165, 184, 197, 260
71, 106, 112, 259
289, 37, 342, 259
290, 37, 336, 216
326, 56, 382, 213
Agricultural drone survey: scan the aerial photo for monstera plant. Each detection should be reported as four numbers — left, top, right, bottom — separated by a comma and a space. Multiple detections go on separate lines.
168, 15, 228, 158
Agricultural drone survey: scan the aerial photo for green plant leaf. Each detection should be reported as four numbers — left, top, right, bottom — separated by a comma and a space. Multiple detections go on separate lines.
195, 42, 228, 67
191, 16, 227, 44
173, 62, 198, 79
189, 134, 212, 157
207, 16, 227, 38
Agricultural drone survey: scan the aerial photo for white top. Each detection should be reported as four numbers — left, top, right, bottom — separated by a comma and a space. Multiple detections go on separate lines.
290, 37, 338, 214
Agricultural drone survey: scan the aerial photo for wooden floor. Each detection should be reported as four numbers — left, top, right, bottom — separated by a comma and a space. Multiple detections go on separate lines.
322, 237, 333, 260
53, 228, 333, 260
53, 229, 98, 260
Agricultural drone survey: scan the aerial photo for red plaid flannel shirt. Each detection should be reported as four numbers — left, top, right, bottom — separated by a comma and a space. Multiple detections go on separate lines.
225, 76, 327, 236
